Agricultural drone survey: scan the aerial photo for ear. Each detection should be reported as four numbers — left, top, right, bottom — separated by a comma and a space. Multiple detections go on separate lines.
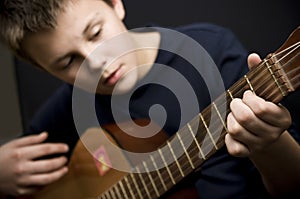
111, 0, 125, 20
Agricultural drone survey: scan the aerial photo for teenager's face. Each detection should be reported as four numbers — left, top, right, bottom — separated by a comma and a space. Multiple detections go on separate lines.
22, 0, 141, 95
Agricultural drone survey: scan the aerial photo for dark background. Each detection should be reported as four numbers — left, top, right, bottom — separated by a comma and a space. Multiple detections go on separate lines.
15, 0, 300, 130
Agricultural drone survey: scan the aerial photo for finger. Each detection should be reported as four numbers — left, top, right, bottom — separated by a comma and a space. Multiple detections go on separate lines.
225, 134, 250, 157
21, 143, 69, 160
25, 156, 68, 174
230, 97, 262, 133
230, 97, 278, 137
21, 166, 68, 186
13, 132, 49, 147
14, 186, 41, 196
23, 143, 69, 159
247, 53, 261, 69
242, 91, 291, 128
227, 112, 261, 145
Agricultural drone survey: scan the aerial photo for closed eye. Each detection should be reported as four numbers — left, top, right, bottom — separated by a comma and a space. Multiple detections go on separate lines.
90, 25, 102, 41
61, 55, 75, 70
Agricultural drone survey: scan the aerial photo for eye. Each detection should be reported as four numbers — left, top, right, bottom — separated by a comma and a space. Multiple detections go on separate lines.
62, 56, 75, 70
90, 24, 102, 40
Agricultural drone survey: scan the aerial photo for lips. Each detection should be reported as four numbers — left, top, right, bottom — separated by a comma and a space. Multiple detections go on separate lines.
104, 66, 123, 86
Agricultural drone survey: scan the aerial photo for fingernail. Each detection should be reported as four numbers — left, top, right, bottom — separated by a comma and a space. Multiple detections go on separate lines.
64, 145, 69, 151
40, 131, 48, 136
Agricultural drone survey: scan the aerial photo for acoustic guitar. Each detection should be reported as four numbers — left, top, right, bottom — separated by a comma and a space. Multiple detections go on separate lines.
18, 26, 299, 199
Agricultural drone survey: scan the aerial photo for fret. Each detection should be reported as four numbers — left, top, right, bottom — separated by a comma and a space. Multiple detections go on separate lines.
113, 184, 122, 199
227, 89, 234, 100
176, 133, 195, 169
199, 113, 218, 150
187, 123, 206, 160
212, 102, 228, 132
118, 180, 130, 199
142, 161, 160, 197
135, 167, 151, 198
101, 193, 106, 199
99, 193, 106, 199
124, 176, 136, 199
109, 189, 117, 199
108, 191, 113, 199
109, 189, 118, 199
167, 141, 185, 177
244, 75, 256, 94
158, 148, 176, 184
129, 173, 143, 199
104, 192, 110, 199
265, 61, 287, 97
106, 192, 111, 199
150, 155, 168, 191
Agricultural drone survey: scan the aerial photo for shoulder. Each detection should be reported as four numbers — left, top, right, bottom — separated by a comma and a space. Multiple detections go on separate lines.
174, 23, 230, 34
170, 23, 246, 58
173, 23, 236, 43
25, 83, 74, 134
173, 23, 249, 88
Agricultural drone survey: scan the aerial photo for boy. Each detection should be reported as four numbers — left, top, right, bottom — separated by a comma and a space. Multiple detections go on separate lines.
0, 0, 299, 198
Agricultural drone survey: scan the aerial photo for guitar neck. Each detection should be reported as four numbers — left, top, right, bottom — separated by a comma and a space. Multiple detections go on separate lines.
98, 28, 300, 199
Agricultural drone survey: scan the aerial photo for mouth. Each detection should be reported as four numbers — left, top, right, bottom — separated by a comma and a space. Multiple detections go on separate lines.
103, 65, 123, 86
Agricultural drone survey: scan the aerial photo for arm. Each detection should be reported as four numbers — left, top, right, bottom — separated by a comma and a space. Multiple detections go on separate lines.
0, 132, 69, 197
225, 53, 300, 196
250, 131, 300, 196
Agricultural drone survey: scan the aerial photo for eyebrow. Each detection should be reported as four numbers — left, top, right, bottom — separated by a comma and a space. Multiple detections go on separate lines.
50, 12, 101, 67
83, 12, 101, 35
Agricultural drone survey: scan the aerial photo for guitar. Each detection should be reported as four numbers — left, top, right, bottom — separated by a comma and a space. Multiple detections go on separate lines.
20, 26, 299, 199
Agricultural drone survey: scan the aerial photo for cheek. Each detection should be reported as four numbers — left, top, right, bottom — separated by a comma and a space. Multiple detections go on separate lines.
50, 68, 81, 87
74, 72, 100, 92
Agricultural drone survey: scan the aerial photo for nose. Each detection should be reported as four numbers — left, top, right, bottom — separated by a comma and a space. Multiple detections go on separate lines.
82, 44, 107, 72
85, 52, 107, 72
87, 55, 107, 72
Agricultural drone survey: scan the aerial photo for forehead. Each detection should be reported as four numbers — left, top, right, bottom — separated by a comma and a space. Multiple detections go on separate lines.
56, 0, 107, 27
21, 0, 112, 67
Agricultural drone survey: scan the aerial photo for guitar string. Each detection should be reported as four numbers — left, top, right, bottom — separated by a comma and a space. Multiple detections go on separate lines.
272, 41, 300, 62
271, 43, 300, 90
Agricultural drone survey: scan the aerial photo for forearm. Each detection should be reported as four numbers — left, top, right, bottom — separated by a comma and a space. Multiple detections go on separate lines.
250, 131, 300, 197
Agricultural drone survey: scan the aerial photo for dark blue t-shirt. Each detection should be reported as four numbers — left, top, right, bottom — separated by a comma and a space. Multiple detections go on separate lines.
25, 23, 298, 199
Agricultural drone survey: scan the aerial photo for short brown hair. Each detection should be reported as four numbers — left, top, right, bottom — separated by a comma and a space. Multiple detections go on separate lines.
0, 0, 113, 60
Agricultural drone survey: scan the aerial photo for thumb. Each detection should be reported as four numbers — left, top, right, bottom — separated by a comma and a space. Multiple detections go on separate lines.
247, 53, 262, 70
